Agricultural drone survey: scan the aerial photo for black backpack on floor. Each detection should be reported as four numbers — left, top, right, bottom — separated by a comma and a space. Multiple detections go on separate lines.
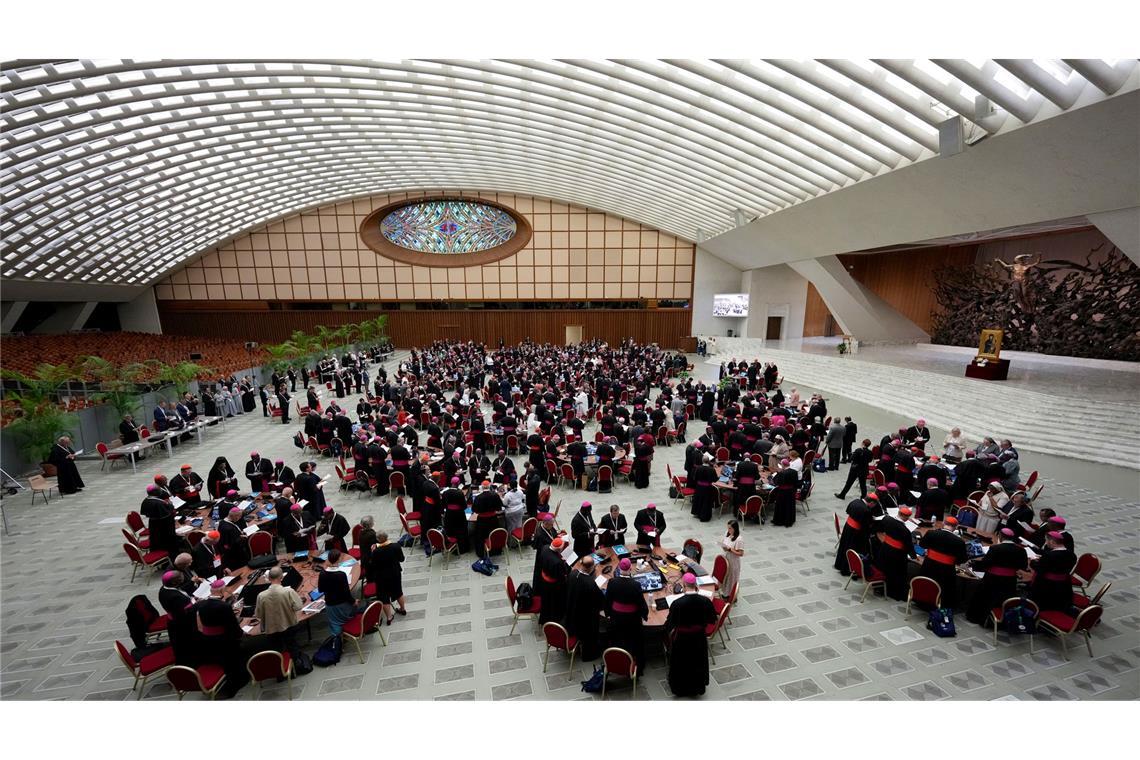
313, 635, 343, 667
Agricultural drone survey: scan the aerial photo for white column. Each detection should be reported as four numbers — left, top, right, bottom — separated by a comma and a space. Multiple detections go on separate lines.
117, 287, 163, 334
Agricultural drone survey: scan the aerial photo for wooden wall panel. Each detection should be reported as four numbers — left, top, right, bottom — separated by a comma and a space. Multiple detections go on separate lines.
802, 283, 833, 337
157, 304, 694, 349
838, 245, 978, 333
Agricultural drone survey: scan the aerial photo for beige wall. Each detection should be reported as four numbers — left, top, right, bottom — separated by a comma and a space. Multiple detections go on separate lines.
154, 191, 694, 302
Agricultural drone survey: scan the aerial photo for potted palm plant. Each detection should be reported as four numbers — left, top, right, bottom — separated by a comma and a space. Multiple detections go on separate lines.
0, 362, 78, 470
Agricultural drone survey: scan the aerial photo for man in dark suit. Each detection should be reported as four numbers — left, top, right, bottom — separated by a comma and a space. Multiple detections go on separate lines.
835, 438, 872, 500
841, 417, 857, 463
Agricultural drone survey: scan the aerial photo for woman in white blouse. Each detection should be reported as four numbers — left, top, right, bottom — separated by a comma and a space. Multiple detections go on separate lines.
942, 427, 968, 462
719, 520, 745, 600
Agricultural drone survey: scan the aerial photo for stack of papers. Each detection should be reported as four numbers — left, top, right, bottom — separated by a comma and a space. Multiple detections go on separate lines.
175, 525, 194, 535
193, 580, 212, 599
594, 575, 607, 589
242, 524, 260, 536
696, 575, 717, 586
302, 599, 326, 614
698, 589, 714, 598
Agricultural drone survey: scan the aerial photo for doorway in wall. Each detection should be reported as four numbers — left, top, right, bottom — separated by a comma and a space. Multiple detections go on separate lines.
766, 316, 783, 340
565, 324, 583, 345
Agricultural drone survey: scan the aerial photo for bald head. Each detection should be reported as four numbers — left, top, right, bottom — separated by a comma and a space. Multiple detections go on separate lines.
579, 555, 595, 573
267, 567, 284, 583
174, 553, 193, 571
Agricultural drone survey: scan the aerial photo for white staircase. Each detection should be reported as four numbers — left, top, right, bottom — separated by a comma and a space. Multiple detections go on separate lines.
705, 341, 1140, 470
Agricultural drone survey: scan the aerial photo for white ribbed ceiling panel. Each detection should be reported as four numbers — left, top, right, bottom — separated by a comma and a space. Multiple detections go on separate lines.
1, 59, 1135, 285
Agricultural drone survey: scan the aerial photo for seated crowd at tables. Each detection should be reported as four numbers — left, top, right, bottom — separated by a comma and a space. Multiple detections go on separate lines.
831, 422, 1092, 631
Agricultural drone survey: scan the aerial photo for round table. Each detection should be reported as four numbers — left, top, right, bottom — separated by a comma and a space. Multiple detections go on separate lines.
590, 544, 718, 629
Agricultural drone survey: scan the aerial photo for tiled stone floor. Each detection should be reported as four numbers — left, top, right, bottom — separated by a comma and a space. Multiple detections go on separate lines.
1, 352, 1137, 701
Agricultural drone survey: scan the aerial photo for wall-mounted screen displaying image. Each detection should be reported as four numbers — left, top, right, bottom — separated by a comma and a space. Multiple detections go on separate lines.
713, 293, 749, 317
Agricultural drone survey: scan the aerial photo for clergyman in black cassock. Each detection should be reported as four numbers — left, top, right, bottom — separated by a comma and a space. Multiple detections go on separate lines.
833, 497, 873, 575
665, 585, 718, 697
569, 502, 598, 557
533, 540, 569, 623
1030, 535, 1078, 611
47, 438, 84, 494
604, 566, 649, 670
875, 510, 916, 601
632, 504, 666, 546
918, 522, 969, 608
563, 558, 605, 660
965, 529, 1029, 624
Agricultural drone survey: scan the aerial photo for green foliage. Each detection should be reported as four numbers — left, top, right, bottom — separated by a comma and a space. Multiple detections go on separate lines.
146, 360, 211, 399
77, 356, 147, 418
1, 362, 78, 462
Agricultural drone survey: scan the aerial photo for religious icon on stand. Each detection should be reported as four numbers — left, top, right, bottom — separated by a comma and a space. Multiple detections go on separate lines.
977, 328, 1003, 361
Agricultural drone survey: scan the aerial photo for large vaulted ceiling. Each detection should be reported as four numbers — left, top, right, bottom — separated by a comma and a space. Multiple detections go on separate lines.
2, 59, 1136, 287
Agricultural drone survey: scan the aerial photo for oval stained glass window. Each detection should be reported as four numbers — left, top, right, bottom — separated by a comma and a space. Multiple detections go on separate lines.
380, 200, 518, 254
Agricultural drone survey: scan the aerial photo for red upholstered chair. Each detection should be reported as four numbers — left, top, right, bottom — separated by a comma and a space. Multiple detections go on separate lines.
1073, 581, 1112, 611
139, 426, 150, 438
396, 496, 420, 522
334, 463, 352, 491
990, 597, 1038, 652
426, 528, 458, 569
656, 426, 670, 447
844, 550, 886, 603
185, 530, 206, 548
342, 601, 387, 662
246, 650, 295, 699
601, 647, 637, 699
97, 442, 126, 471
125, 510, 150, 539
796, 481, 814, 514
507, 576, 541, 635
122, 527, 149, 551
542, 622, 579, 676
906, 576, 943, 615
666, 464, 685, 486
1070, 553, 1102, 596
559, 462, 577, 489
507, 434, 520, 454
706, 604, 731, 663
1030, 484, 1045, 502
248, 530, 273, 556
833, 512, 842, 547
545, 459, 558, 482
1017, 470, 1039, 492
1037, 605, 1103, 659
348, 523, 364, 560
548, 499, 563, 531
165, 664, 226, 700
485, 528, 510, 567
710, 553, 727, 584
398, 514, 421, 549
715, 447, 730, 463
738, 494, 763, 523
714, 581, 739, 633
594, 431, 605, 443
872, 469, 886, 488
508, 517, 537, 557
672, 476, 695, 506
388, 471, 406, 497
123, 542, 170, 583
596, 465, 613, 494
115, 640, 174, 699
668, 421, 685, 445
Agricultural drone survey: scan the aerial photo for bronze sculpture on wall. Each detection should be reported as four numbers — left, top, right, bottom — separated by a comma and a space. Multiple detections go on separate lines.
930, 244, 1140, 362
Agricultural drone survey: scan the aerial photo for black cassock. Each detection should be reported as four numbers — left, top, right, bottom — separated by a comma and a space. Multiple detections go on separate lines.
833, 499, 872, 575
245, 457, 273, 493
632, 507, 665, 547
569, 509, 597, 557
665, 592, 718, 697
965, 541, 1028, 624
140, 495, 177, 552
563, 569, 605, 660
47, 443, 84, 494
533, 545, 568, 623
690, 464, 717, 522
441, 487, 470, 553
770, 468, 798, 527
604, 575, 648, 669
875, 515, 916, 601
597, 513, 627, 547
918, 528, 968, 608
1030, 548, 1078, 611
632, 442, 652, 489
169, 472, 204, 505
217, 518, 250, 571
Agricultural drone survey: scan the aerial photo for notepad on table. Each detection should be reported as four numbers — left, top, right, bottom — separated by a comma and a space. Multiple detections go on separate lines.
696, 575, 717, 586
664, 593, 683, 607
170, 496, 186, 509
242, 524, 259, 536
698, 589, 714, 598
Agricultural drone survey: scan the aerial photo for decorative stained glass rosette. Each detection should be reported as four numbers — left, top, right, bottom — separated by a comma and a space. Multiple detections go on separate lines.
380, 200, 518, 254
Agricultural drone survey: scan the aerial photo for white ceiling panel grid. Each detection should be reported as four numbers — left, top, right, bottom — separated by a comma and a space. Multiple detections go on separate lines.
1, 58, 1135, 285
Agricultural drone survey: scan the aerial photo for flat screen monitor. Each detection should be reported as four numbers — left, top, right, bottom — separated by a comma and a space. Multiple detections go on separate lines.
713, 293, 749, 317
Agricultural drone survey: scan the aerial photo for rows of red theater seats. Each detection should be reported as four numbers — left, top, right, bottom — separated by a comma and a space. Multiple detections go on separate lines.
0, 331, 267, 380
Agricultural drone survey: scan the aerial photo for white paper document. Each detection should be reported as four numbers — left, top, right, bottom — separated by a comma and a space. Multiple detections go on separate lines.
242, 524, 259, 536
663, 593, 683, 607
170, 496, 186, 509
696, 575, 717, 586
193, 581, 211, 599
595, 575, 607, 589
698, 589, 714, 598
